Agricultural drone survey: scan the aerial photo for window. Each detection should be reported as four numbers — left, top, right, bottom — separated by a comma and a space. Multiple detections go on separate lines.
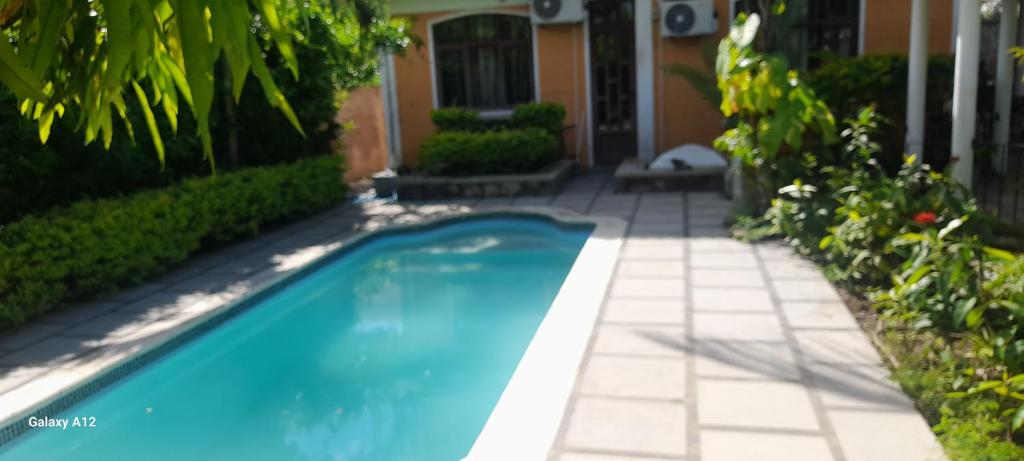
732, 0, 762, 18
432, 14, 534, 110
730, 0, 861, 68
804, 0, 861, 63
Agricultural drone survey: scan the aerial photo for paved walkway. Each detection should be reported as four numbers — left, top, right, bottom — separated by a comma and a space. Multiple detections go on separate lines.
0, 172, 944, 460
547, 187, 945, 461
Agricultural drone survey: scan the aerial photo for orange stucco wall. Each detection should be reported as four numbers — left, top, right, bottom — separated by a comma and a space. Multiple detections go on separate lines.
337, 86, 389, 181
863, 0, 954, 55
384, 1, 954, 170
535, 23, 590, 164
652, 0, 732, 154
392, 11, 443, 168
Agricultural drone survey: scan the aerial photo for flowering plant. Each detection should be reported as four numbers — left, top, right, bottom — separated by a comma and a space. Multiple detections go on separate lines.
914, 211, 938, 225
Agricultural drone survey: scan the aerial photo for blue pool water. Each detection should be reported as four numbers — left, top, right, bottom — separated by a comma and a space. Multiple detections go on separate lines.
0, 217, 590, 461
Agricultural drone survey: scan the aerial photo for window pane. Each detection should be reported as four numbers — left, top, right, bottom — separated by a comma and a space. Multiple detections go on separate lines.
438, 50, 467, 107
434, 20, 465, 45
504, 46, 533, 105
469, 16, 497, 41
806, 0, 859, 63
733, 0, 761, 17
432, 14, 534, 109
470, 47, 501, 107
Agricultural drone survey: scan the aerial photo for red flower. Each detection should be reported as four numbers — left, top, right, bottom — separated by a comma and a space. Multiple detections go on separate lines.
913, 211, 937, 225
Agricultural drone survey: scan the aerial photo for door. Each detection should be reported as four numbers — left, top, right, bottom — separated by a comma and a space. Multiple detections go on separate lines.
588, 0, 637, 166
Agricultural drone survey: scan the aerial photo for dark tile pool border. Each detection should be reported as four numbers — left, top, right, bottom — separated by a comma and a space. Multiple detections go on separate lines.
0, 210, 596, 448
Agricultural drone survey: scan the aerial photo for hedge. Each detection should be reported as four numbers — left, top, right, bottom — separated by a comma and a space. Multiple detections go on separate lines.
430, 107, 488, 132
418, 128, 558, 176
0, 156, 345, 327
428, 102, 567, 136
805, 54, 954, 170
511, 102, 566, 135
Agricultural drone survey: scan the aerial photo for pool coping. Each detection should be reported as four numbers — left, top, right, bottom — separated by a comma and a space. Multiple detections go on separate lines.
465, 208, 626, 460
0, 206, 627, 458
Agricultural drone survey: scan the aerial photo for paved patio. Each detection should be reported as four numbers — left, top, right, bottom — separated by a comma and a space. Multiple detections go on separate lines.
0, 172, 944, 460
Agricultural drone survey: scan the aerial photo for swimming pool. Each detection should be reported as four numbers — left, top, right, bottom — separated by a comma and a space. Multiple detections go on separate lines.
0, 217, 591, 460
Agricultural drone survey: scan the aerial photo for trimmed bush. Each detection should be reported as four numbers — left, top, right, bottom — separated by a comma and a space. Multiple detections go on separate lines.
511, 102, 566, 135
418, 128, 558, 176
429, 102, 567, 135
430, 107, 488, 132
0, 156, 345, 327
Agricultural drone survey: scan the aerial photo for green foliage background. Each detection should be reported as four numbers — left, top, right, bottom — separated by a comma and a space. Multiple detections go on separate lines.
0, 155, 345, 328
0, 2, 411, 224
805, 54, 955, 172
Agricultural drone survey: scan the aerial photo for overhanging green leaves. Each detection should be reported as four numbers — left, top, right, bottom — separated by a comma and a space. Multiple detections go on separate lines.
0, 38, 45, 101
0, 0, 312, 166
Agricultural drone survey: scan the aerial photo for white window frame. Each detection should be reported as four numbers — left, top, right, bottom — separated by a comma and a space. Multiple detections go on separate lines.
426, 10, 542, 112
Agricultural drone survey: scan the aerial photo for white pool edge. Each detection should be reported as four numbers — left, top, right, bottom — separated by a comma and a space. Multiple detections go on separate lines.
464, 207, 627, 461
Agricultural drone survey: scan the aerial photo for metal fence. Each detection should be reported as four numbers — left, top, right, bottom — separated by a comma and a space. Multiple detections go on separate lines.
975, 143, 1024, 227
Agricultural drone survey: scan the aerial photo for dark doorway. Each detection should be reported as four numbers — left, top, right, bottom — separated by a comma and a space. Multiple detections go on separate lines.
588, 0, 637, 166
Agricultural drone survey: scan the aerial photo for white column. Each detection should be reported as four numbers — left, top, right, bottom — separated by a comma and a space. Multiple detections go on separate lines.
906, 0, 930, 160
951, 0, 982, 187
634, 0, 656, 163
380, 54, 403, 169
1015, 5, 1024, 96
994, 0, 1020, 172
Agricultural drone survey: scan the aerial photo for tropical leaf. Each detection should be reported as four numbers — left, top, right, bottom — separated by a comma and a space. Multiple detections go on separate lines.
103, 0, 132, 89
213, 1, 252, 102
1013, 405, 1024, 431
21, 0, 66, 75
253, 0, 299, 78
131, 79, 165, 162
0, 38, 45, 100
0, 0, 315, 167
174, 0, 216, 157
248, 35, 304, 136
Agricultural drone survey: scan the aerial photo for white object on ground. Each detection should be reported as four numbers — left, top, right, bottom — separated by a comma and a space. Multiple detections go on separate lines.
648, 144, 728, 171
372, 168, 396, 178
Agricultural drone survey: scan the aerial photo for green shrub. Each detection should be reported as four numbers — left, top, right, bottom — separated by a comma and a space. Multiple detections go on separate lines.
806, 54, 955, 171
419, 128, 557, 176
889, 332, 1024, 459
511, 102, 566, 135
430, 108, 487, 132
0, 156, 345, 327
822, 159, 981, 287
764, 182, 835, 255
430, 102, 568, 135
936, 415, 1024, 460
714, 14, 837, 210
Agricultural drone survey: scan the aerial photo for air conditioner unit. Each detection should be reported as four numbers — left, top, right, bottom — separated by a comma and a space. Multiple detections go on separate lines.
661, 0, 718, 37
531, 0, 585, 24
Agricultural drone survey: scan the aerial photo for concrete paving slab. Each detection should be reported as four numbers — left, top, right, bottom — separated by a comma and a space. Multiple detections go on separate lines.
580, 356, 686, 400
603, 299, 685, 325
701, 430, 834, 461
697, 379, 820, 431
564, 397, 687, 458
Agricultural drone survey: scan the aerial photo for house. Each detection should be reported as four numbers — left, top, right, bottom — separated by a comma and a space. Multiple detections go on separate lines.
345, 0, 970, 177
